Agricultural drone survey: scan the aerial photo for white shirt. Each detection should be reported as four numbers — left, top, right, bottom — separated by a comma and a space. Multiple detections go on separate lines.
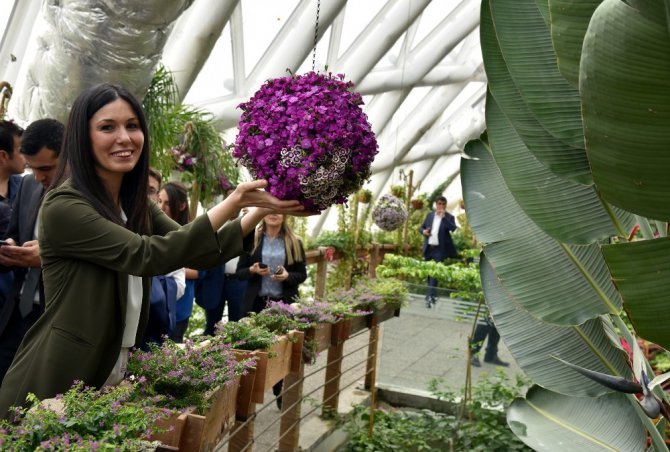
429, 214, 443, 246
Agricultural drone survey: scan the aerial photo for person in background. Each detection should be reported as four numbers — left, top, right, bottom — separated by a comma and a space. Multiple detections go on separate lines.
419, 196, 457, 308
147, 167, 161, 203
0, 120, 25, 207
0, 83, 305, 416
0, 118, 64, 382
469, 314, 509, 367
235, 213, 306, 409
157, 181, 197, 343
0, 120, 26, 320
196, 204, 249, 336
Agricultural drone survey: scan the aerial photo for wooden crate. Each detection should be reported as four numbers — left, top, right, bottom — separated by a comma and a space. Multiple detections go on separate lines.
304, 322, 333, 353
151, 376, 240, 452
233, 331, 302, 404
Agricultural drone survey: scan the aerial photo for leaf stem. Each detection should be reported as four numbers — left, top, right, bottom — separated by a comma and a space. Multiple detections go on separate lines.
626, 393, 669, 450
596, 191, 627, 239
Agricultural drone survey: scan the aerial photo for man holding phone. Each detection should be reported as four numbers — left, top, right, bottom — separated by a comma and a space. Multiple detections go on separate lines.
0, 118, 64, 381
419, 196, 458, 308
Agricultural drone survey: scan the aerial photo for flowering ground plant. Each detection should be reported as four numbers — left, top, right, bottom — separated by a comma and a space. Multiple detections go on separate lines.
127, 338, 253, 413
215, 320, 278, 351
372, 194, 408, 231
0, 381, 168, 451
233, 71, 378, 211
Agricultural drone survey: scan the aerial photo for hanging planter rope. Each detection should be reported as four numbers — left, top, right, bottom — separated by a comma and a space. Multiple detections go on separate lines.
233, 72, 378, 211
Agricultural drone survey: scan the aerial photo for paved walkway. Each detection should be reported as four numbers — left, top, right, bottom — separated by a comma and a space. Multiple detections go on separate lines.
219, 293, 523, 451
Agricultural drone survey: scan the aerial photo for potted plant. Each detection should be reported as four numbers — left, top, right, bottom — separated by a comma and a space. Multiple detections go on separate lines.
127, 338, 252, 450
372, 194, 408, 232
411, 198, 425, 210
390, 184, 405, 199
357, 188, 373, 204
0, 381, 170, 450
232, 71, 379, 212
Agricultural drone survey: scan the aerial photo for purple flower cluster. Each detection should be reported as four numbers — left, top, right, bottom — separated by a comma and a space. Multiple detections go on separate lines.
372, 194, 408, 231
171, 145, 196, 172
233, 72, 379, 211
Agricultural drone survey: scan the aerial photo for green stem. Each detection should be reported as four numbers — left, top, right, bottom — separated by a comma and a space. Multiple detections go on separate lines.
597, 192, 627, 239
559, 243, 619, 316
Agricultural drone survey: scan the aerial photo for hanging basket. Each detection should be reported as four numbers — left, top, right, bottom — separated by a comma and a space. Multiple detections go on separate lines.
372, 194, 408, 231
233, 72, 379, 212
357, 189, 372, 204
411, 198, 425, 210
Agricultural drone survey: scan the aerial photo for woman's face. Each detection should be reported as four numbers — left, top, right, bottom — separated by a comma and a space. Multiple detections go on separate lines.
264, 213, 284, 227
89, 98, 144, 183
157, 188, 172, 218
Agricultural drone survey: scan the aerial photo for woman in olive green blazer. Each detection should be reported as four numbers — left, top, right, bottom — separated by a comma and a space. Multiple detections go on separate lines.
0, 84, 304, 417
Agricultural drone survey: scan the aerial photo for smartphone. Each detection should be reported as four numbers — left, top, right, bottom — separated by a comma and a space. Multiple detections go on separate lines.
274, 266, 284, 275
258, 263, 268, 269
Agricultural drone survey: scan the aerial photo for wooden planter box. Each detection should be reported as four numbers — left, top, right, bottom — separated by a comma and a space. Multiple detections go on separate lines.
376, 305, 401, 324
152, 375, 241, 452
233, 331, 302, 404
304, 322, 333, 353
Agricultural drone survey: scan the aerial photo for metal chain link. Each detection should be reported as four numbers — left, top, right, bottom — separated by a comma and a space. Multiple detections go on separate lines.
312, 0, 321, 71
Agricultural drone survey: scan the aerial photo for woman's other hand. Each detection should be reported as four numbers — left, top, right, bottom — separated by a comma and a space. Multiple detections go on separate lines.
250, 262, 271, 276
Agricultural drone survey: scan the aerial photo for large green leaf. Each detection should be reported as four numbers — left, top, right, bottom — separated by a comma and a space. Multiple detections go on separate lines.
488, 0, 584, 149
486, 95, 632, 245
508, 386, 646, 451
481, 255, 633, 396
462, 140, 623, 325
481, 0, 592, 185
548, 0, 602, 87
602, 238, 670, 349
581, 0, 670, 220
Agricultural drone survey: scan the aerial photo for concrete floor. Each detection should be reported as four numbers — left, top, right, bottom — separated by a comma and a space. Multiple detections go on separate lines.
216, 294, 522, 451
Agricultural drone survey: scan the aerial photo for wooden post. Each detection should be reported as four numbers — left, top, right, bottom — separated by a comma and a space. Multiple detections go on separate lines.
228, 367, 257, 452
402, 169, 414, 254
368, 243, 380, 278
278, 333, 305, 451
322, 342, 344, 416
364, 314, 379, 390
314, 248, 328, 300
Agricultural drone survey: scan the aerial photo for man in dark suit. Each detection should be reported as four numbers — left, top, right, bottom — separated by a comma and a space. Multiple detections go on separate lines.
0, 118, 63, 382
419, 196, 457, 308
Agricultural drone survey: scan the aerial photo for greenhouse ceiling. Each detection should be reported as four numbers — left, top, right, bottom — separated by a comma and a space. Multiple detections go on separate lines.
0, 0, 485, 233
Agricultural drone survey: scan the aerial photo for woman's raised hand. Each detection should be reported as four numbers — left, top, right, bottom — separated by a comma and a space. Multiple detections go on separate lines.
231, 180, 312, 216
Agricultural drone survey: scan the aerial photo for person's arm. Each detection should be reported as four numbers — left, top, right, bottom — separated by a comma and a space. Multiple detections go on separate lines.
444, 213, 457, 232
206, 180, 305, 235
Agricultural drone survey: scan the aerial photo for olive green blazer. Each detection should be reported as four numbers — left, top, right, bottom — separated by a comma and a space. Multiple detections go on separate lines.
0, 183, 251, 415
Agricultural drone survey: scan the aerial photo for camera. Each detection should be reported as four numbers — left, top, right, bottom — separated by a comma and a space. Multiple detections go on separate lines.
258, 263, 268, 269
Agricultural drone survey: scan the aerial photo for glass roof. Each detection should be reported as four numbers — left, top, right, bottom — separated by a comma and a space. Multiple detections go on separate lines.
0, 0, 484, 232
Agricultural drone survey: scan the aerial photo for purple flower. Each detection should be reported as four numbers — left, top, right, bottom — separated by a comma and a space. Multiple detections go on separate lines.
372, 195, 408, 231
234, 72, 378, 211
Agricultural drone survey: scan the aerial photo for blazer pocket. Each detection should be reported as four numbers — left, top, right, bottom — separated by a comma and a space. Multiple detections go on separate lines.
51, 326, 95, 348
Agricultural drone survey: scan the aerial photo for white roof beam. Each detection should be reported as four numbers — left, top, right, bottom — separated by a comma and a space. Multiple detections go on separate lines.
356, 0, 479, 94
162, 0, 239, 101
337, 0, 431, 84
0, 0, 41, 89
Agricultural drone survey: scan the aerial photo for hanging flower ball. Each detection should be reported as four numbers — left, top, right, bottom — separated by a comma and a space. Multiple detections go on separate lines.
233, 72, 379, 211
372, 194, 408, 231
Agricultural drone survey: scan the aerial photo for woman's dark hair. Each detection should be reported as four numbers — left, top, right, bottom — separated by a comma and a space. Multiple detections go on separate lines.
160, 181, 190, 226
51, 83, 151, 235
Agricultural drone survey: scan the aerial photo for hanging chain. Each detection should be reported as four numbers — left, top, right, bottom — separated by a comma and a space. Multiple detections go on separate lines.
311, 0, 321, 71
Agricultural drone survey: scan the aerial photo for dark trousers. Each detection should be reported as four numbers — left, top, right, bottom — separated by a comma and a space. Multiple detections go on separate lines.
470, 319, 501, 361
425, 246, 445, 299
170, 318, 190, 343
204, 277, 247, 336
0, 304, 40, 384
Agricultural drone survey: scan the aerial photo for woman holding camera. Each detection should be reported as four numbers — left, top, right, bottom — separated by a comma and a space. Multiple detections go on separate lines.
235, 213, 306, 315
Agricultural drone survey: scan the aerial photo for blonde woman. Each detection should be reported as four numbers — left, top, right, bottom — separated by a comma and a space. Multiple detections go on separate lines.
235, 213, 306, 314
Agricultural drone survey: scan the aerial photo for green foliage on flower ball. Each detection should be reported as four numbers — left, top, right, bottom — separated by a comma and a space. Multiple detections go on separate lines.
0, 381, 168, 451
127, 338, 252, 413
